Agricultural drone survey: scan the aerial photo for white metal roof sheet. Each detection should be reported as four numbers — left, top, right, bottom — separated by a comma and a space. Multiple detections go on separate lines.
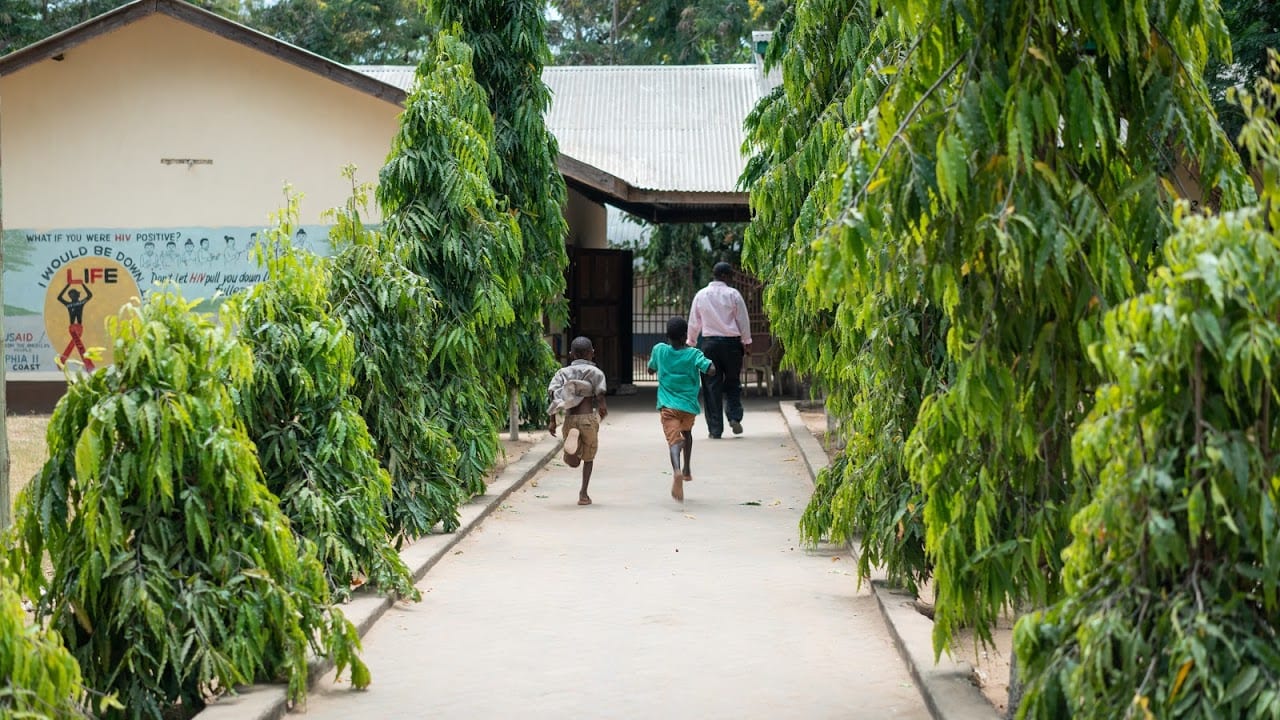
354, 63, 770, 193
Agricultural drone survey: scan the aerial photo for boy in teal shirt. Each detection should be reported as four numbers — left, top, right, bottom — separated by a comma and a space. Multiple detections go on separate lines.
647, 317, 716, 501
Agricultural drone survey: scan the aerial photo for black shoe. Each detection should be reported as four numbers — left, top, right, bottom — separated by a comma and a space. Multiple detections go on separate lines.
709, 433, 722, 439
730, 420, 743, 435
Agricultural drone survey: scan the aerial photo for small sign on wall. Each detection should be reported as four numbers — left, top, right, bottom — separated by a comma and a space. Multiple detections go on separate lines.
4, 225, 331, 378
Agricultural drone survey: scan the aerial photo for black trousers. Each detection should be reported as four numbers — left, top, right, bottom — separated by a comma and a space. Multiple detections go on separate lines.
700, 336, 744, 437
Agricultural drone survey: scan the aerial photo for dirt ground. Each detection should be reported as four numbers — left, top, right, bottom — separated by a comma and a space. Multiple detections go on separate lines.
797, 407, 1012, 715
491, 430, 547, 479
6, 414, 50, 510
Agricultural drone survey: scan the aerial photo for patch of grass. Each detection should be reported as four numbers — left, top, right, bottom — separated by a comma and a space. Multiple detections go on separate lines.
6, 414, 49, 511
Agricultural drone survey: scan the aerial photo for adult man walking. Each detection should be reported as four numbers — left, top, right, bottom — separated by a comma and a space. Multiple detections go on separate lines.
687, 262, 752, 438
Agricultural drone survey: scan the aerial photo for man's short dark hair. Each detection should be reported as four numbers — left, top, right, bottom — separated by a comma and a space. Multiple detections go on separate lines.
713, 262, 732, 280
666, 316, 688, 343
570, 336, 594, 358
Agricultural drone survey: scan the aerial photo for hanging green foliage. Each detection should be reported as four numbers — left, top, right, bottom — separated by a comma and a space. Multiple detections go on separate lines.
1015, 66, 1280, 720
326, 168, 462, 539
429, 0, 569, 429
742, 0, 938, 592
376, 30, 522, 497
0, 558, 100, 718
836, 0, 1248, 656
378, 27, 521, 497
231, 189, 418, 600
9, 288, 367, 719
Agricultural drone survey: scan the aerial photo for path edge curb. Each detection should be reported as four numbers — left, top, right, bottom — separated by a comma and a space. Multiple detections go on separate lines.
195, 433, 562, 720
778, 400, 999, 720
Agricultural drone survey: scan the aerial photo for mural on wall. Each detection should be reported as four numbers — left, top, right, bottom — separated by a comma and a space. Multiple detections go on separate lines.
4, 226, 331, 377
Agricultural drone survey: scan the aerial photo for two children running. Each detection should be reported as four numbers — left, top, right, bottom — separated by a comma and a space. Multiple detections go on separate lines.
547, 319, 714, 505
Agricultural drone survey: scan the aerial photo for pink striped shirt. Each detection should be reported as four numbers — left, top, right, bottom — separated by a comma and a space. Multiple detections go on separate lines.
687, 281, 753, 347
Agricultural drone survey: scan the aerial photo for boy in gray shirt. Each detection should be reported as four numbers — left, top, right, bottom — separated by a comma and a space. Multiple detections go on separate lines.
547, 336, 609, 505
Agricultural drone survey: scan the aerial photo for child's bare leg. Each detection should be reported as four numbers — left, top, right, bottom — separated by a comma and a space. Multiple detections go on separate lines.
681, 430, 694, 481
669, 443, 685, 501
579, 461, 593, 505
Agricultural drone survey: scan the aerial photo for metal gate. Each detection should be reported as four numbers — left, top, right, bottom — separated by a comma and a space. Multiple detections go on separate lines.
630, 267, 691, 380
631, 266, 771, 384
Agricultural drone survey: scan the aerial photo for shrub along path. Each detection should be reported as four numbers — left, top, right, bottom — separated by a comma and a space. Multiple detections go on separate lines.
291, 388, 930, 719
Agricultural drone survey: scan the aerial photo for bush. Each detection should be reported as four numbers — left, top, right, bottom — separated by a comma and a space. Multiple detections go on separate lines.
233, 191, 417, 600
378, 29, 520, 498
0, 558, 96, 718
1017, 70, 1280, 717
10, 288, 367, 719
327, 170, 463, 539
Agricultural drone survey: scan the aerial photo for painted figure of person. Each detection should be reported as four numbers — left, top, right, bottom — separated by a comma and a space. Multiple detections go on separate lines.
57, 281, 95, 370
197, 237, 215, 264
163, 239, 179, 270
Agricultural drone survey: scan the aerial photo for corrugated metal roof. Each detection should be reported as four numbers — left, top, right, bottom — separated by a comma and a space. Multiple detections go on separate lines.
353, 64, 772, 194
356, 65, 416, 91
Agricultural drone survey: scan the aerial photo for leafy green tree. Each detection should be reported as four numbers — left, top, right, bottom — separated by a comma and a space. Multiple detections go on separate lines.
870, 0, 1248, 657
9, 288, 367, 719
0, 0, 42, 54
742, 0, 938, 592
429, 0, 570, 431
751, 0, 1255, 668
377, 28, 521, 497
245, 0, 431, 64
1017, 68, 1280, 719
326, 169, 463, 539
547, 0, 787, 64
232, 190, 417, 600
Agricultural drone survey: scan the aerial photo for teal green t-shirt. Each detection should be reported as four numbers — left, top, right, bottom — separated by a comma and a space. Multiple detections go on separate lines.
647, 343, 713, 415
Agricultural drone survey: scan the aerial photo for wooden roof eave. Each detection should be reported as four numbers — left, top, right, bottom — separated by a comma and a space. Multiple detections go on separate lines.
557, 153, 750, 224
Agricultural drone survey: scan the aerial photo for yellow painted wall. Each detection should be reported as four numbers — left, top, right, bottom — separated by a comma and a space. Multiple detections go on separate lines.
0, 14, 400, 228
564, 188, 607, 248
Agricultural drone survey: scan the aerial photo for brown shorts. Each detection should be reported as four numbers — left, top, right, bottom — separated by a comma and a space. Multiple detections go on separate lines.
563, 412, 601, 462
660, 407, 697, 446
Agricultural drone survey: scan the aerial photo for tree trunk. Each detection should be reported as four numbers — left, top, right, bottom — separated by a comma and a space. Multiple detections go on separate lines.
508, 387, 519, 441
1, 96, 10, 529
1005, 637, 1025, 719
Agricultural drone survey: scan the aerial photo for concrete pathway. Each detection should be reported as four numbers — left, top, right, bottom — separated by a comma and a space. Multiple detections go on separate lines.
294, 391, 931, 719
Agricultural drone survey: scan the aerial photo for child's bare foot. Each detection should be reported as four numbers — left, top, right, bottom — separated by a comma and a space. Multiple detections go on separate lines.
578, 493, 592, 506
671, 474, 684, 501
683, 473, 692, 482
564, 451, 581, 468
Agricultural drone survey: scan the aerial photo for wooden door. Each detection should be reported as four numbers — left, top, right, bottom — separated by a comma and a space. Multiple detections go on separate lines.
566, 247, 633, 391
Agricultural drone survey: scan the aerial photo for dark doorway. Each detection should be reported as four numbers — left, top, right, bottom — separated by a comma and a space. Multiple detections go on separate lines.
566, 247, 633, 391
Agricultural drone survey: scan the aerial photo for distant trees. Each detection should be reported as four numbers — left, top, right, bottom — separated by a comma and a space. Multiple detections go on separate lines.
429, 0, 570, 429
244, 0, 431, 64
546, 0, 786, 65
1208, 0, 1280, 144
